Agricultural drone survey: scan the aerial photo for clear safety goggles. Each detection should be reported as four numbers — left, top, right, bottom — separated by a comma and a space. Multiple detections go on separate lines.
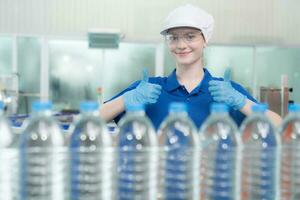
165, 31, 203, 45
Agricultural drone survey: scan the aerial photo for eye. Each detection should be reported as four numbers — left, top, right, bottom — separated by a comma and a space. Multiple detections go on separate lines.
166, 35, 178, 41
185, 34, 196, 41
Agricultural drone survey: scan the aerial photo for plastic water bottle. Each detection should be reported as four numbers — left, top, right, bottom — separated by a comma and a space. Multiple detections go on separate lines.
279, 104, 300, 200
69, 101, 114, 200
19, 101, 67, 200
199, 103, 241, 200
0, 101, 18, 200
240, 104, 279, 200
117, 104, 157, 199
157, 102, 199, 199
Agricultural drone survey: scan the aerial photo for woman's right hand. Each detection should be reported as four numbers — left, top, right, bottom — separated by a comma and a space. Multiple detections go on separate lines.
123, 69, 162, 108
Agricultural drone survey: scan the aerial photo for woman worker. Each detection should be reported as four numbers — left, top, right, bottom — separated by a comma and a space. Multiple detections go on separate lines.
99, 4, 282, 129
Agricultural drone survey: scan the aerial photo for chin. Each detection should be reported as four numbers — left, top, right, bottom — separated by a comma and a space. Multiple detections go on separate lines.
176, 58, 196, 66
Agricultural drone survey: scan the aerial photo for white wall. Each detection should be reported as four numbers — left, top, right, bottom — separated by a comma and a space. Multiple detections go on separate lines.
0, 0, 299, 45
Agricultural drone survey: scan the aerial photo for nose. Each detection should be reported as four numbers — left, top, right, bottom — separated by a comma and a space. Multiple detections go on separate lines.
175, 37, 188, 49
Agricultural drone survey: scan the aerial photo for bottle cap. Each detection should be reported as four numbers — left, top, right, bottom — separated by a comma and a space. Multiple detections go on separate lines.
169, 102, 187, 113
251, 103, 268, 113
126, 104, 145, 112
80, 101, 99, 112
288, 104, 300, 112
210, 103, 228, 113
32, 101, 52, 111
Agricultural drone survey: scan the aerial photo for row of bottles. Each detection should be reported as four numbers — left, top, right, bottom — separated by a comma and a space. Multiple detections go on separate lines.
0, 100, 300, 199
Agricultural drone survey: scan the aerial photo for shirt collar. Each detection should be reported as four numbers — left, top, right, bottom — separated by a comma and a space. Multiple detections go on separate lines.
165, 68, 213, 93
195, 68, 213, 94
165, 69, 181, 92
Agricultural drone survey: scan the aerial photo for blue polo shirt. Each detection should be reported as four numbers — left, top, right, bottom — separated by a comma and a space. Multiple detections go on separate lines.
108, 68, 257, 129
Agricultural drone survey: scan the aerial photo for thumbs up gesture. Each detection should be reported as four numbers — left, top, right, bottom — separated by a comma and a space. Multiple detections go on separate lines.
208, 68, 246, 110
123, 69, 162, 108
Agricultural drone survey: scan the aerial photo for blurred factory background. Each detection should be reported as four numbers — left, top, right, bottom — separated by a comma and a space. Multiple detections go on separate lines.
0, 0, 299, 116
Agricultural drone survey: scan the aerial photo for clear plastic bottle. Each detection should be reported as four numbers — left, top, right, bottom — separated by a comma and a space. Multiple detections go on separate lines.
157, 102, 199, 199
199, 103, 240, 200
0, 101, 18, 200
69, 101, 114, 200
19, 101, 67, 200
279, 104, 300, 200
117, 104, 157, 200
240, 104, 279, 200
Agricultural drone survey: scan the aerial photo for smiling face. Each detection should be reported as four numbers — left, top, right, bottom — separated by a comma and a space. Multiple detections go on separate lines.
165, 27, 206, 67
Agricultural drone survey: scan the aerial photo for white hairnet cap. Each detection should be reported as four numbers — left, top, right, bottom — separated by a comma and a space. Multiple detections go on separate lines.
160, 4, 214, 42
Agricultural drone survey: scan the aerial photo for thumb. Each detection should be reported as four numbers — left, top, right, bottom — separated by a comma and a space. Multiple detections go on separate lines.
223, 68, 231, 82
142, 68, 149, 82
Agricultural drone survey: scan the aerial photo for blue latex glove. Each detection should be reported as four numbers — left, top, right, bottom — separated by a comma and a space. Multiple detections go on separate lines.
123, 69, 162, 108
208, 69, 246, 110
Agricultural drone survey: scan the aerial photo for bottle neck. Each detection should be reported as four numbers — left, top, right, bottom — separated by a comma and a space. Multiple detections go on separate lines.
127, 110, 145, 116
81, 110, 100, 117
252, 111, 266, 117
288, 112, 300, 117
284, 112, 300, 122
211, 111, 229, 116
169, 111, 188, 116
32, 109, 52, 117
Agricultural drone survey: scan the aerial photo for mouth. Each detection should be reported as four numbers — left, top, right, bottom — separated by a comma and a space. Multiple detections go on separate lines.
175, 51, 192, 56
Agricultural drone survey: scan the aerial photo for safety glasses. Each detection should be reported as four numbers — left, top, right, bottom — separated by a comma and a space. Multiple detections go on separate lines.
165, 31, 203, 45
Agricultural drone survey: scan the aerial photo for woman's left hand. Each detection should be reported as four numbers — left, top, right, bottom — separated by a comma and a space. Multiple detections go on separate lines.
208, 69, 246, 110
